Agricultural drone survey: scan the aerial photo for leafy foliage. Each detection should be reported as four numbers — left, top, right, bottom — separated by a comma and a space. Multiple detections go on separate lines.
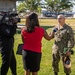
17, 0, 75, 13
17, 2, 26, 12
45, 0, 74, 12
17, 0, 41, 12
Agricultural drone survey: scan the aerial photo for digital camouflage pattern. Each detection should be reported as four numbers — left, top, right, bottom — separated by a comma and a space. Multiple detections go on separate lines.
52, 24, 74, 74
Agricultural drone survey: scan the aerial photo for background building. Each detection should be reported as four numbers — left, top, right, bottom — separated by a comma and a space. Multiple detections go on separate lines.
0, 0, 24, 12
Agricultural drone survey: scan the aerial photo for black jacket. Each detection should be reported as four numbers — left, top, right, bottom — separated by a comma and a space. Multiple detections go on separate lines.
0, 23, 17, 50
0, 23, 17, 38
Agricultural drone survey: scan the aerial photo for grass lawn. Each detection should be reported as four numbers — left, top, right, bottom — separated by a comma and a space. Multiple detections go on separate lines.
19, 18, 75, 30
0, 18, 75, 75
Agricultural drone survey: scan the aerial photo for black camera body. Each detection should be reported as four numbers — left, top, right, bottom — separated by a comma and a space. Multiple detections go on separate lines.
0, 11, 20, 25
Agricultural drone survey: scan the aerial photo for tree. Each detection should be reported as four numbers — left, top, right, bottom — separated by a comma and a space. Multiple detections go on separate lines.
17, 2, 26, 12
17, 0, 41, 12
45, 0, 75, 13
17, 0, 75, 13
23, 0, 41, 12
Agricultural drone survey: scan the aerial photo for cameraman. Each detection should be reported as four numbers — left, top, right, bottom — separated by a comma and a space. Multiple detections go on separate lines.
0, 16, 17, 75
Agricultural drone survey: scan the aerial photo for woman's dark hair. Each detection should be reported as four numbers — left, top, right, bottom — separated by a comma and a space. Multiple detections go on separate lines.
26, 12, 40, 33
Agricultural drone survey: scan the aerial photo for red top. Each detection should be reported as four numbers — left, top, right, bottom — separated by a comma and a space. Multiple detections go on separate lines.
21, 27, 44, 53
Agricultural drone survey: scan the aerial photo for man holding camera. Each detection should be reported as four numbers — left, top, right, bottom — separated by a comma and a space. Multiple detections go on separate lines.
52, 14, 74, 75
0, 12, 17, 75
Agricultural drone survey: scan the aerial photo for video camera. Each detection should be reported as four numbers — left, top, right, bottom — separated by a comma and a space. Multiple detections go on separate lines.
0, 11, 20, 25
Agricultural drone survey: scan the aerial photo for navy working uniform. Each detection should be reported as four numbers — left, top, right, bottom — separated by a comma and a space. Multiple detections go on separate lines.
52, 24, 74, 74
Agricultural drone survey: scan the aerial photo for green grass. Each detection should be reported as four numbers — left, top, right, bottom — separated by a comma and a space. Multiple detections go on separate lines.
16, 29, 75, 75
19, 18, 75, 30
20, 18, 75, 25
0, 19, 75, 75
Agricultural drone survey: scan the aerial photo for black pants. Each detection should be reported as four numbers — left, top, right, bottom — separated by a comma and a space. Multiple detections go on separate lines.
1, 39, 17, 75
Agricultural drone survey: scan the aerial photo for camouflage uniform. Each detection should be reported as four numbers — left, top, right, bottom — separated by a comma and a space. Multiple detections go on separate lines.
52, 24, 74, 74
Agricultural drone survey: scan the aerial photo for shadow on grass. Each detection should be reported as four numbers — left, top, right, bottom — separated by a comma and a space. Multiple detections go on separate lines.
41, 26, 54, 30
16, 26, 54, 34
